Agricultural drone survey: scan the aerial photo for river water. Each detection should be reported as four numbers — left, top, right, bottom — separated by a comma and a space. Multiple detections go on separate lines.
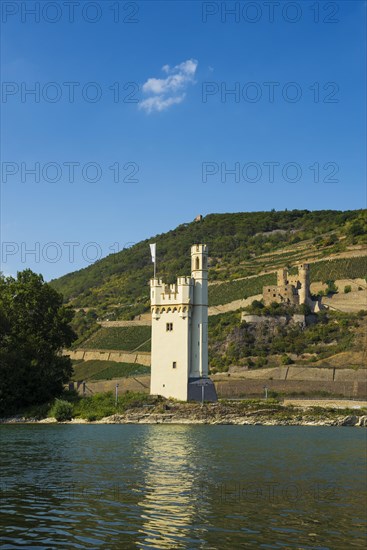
0, 425, 366, 549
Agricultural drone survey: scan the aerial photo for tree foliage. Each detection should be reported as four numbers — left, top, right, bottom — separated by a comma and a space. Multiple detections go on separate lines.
208, 310, 361, 371
0, 270, 76, 414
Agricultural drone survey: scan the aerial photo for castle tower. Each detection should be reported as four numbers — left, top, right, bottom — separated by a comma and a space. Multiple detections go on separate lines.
190, 244, 208, 379
150, 244, 216, 402
298, 263, 310, 305
277, 268, 288, 286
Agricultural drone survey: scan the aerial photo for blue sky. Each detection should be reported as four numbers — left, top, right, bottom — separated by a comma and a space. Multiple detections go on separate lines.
1, 0, 366, 280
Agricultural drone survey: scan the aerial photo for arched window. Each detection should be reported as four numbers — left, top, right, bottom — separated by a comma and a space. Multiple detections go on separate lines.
195, 256, 200, 270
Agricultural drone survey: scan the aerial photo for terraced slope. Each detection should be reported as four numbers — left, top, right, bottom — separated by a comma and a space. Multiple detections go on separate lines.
72, 360, 150, 381
81, 326, 151, 352
50, 210, 366, 322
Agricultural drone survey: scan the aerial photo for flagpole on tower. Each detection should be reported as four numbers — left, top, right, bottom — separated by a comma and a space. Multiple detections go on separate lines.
150, 243, 157, 279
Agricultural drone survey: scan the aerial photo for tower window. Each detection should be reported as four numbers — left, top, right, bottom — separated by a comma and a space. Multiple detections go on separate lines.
166, 323, 173, 331
172, 362, 177, 369
195, 257, 200, 270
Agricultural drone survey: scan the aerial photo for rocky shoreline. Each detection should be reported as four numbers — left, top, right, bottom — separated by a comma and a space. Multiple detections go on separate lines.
2, 403, 367, 427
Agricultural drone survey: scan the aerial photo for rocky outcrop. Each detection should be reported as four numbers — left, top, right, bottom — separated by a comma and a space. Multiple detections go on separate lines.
95, 406, 367, 427
340, 415, 358, 426
357, 415, 367, 427
2, 404, 367, 427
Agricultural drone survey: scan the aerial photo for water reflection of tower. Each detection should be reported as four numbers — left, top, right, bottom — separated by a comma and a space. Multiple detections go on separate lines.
136, 426, 208, 549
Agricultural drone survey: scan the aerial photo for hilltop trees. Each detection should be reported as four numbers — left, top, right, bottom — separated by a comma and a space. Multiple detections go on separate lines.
0, 270, 76, 414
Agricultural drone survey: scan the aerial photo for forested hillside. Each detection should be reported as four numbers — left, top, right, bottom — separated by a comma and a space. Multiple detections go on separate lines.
50, 209, 366, 322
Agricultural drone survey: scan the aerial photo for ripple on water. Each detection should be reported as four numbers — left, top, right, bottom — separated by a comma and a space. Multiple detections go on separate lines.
0, 425, 366, 550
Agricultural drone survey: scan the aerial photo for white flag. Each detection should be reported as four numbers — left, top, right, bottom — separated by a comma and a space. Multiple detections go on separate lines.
149, 243, 156, 263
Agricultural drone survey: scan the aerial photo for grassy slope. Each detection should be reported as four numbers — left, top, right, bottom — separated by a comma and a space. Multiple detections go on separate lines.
209, 273, 276, 306
50, 210, 366, 318
72, 360, 150, 381
81, 326, 151, 351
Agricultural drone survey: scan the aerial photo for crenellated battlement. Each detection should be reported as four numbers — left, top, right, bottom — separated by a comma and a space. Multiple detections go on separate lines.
150, 276, 193, 307
191, 243, 208, 255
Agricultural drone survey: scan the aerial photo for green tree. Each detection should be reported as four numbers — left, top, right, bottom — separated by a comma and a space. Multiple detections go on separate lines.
0, 270, 76, 414
346, 219, 365, 237
325, 279, 338, 295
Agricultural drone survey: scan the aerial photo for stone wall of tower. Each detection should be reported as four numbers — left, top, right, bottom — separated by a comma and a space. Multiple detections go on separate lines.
190, 244, 208, 379
277, 268, 288, 286
150, 277, 193, 400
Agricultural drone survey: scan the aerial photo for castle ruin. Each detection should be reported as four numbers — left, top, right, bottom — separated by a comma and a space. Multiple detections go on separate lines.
263, 264, 311, 307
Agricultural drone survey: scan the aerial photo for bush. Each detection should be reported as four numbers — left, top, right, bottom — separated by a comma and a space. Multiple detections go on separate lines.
325, 280, 338, 295
71, 391, 153, 420
23, 402, 51, 420
281, 354, 293, 365
50, 399, 73, 421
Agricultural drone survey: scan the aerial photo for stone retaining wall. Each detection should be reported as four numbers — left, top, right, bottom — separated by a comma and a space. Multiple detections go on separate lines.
215, 379, 367, 399
217, 367, 366, 383
98, 320, 152, 327
64, 349, 151, 366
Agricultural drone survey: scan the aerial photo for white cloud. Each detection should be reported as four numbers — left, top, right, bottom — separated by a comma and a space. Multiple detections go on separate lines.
139, 94, 186, 114
139, 59, 198, 114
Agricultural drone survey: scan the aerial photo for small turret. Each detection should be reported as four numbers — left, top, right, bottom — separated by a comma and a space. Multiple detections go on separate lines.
191, 244, 208, 279
277, 268, 288, 286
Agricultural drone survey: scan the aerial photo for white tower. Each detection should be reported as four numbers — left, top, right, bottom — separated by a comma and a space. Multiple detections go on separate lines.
150, 244, 215, 401
190, 244, 208, 379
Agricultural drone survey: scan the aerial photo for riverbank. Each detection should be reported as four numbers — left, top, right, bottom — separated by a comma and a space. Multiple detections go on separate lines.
2, 400, 367, 427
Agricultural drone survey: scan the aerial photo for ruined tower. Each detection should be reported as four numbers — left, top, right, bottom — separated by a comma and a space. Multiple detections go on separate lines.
298, 263, 310, 305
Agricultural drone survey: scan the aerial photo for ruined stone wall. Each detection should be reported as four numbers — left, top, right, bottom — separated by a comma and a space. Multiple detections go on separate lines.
263, 285, 299, 306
